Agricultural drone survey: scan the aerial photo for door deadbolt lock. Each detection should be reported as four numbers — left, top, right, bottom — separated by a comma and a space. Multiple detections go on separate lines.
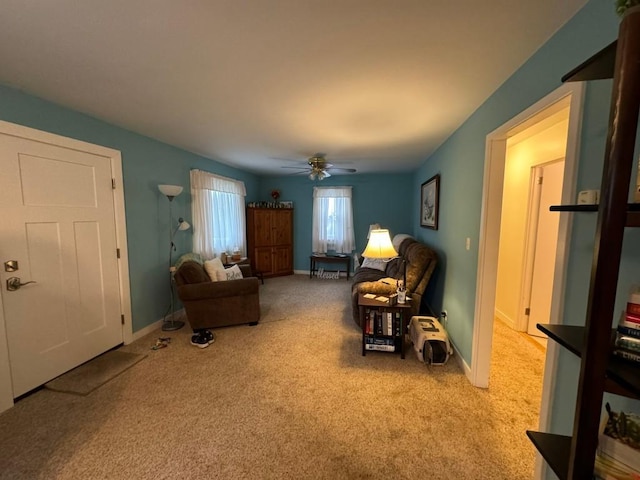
4, 260, 18, 272
6, 277, 36, 291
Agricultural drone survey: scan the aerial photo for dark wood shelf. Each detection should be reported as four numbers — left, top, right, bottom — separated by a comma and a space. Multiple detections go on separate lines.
537, 324, 640, 399
526, 431, 571, 480
549, 204, 640, 227
561, 41, 617, 82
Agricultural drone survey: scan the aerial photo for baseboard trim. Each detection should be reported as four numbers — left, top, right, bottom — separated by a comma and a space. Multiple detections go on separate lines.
494, 308, 515, 329
130, 309, 186, 343
451, 341, 473, 385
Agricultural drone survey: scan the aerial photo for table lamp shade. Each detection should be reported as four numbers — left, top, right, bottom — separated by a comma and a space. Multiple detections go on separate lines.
362, 229, 397, 258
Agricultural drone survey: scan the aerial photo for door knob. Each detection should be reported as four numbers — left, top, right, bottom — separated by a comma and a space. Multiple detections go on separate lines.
6, 277, 36, 291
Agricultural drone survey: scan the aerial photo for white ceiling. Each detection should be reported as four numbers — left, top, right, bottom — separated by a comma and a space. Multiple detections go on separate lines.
0, 1, 587, 176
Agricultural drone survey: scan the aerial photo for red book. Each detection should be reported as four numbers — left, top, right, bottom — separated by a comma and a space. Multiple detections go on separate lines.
625, 312, 640, 325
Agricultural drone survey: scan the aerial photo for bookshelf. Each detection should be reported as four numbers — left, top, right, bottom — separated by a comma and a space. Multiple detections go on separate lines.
526, 8, 640, 479
358, 294, 411, 358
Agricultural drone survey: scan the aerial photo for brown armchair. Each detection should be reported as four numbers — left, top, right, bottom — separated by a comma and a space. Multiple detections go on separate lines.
174, 260, 260, 331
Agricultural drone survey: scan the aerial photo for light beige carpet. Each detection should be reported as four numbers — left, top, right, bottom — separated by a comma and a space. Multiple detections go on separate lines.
0, 275, 543, 479
44, 350, 147, 396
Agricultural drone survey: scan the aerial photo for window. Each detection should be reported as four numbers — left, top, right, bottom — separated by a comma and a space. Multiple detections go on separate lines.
190, 169, 246, 259
312, 186, 355, 254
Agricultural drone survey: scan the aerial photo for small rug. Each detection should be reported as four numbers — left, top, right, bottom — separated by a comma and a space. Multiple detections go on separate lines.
45, 350, 146, 396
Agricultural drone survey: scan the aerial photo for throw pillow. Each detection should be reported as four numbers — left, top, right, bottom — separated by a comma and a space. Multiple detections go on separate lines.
392, 234, 414, 251
203, 257, 226, 282
218, 264, 243, 281
360, 257, 388, 271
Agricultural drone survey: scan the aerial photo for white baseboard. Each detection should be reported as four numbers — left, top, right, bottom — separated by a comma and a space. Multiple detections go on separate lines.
494, 308, 515, 329
130, 309, 186, 343
451, 340, 473, 383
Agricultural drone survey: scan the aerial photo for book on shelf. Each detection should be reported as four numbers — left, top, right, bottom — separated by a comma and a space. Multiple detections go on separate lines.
616, 334, 640, 353
595, 403, 640, 478
364, 344, 395, 352
364, 337, 394, 346
594, 451, 640, 480
619, 325, 640, 339
613, 348, 640, 364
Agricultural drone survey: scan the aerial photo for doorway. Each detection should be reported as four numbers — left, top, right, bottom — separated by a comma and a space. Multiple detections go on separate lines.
471, 83, 584, 480
495, 107, 570, 343
0, 121, 133, 413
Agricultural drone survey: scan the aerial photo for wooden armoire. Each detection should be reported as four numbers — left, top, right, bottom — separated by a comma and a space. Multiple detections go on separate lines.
246, 207, 293, 278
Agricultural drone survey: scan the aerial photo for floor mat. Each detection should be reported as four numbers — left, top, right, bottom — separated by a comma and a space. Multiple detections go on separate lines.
44, 350, 146, 396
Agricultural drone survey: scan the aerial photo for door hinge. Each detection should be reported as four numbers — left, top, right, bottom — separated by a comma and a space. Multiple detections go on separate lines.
525, 307, 531, 316
116, 248, 121, 259
112, 178, 116, 189
121, 314, 125, 325
537, 176, 543, 185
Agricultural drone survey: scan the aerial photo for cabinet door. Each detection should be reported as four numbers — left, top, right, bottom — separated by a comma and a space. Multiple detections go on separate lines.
254, 247, 273, 275
253, 210, 272, 247
272, 210, 292, 246
273, 246, 292, 274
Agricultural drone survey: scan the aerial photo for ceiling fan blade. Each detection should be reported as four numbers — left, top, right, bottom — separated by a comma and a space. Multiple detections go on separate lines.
326, 167, 357, 173
281, 166, 310, 170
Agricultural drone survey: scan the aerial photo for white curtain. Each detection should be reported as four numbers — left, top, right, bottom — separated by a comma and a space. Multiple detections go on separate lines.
312, 186, 355, 254
190, 169, 246, 259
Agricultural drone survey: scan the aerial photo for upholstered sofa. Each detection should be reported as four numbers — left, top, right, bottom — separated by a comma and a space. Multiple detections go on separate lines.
351, 235, 437, 327
174, 258, 260, 331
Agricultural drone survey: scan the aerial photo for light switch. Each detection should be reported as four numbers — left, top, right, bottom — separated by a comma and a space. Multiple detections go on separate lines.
466, 238, 471, 251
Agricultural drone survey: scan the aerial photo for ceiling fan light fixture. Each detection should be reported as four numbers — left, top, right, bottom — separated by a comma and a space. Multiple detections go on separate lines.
309, 172, 316, 180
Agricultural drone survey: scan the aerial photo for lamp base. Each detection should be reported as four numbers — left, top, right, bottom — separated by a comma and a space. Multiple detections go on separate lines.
162, 319, 185, 331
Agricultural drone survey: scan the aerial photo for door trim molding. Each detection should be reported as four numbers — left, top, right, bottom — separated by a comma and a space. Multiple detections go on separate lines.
0, 121, 132, 413
471, 82, 584, 478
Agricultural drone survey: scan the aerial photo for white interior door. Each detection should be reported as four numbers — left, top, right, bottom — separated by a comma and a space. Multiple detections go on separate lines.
527, 160, 564, 336
0, 134, 123, 397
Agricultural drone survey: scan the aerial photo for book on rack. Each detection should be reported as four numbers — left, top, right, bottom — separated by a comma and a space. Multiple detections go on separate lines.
364, 336, 395, 352
365, 337, 394, 346
595, 403, 640, 479
616, 334, 640, 354
619, 324, 640, 339
613, 348, 640, 364
364, 344, 395, 352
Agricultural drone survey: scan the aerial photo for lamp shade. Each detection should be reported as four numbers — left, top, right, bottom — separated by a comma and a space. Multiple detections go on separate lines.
158, 184, 183, 197
177, 219, 190, 231
362, 229, 397, 258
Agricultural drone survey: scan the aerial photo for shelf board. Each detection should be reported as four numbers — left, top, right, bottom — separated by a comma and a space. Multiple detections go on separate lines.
526, 431, 571, 480
549, 204, 640, 227
537, 324, 640, 399
561, 41, 617, 83
549, 204, 597, 212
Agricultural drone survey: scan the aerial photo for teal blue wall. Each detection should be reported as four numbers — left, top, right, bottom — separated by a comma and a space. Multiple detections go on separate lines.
412, 0, 640, 467
256, 173, 413, 271
0, 84, 259, 332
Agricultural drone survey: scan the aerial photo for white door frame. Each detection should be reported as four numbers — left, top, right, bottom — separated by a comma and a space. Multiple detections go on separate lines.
0, 121, 133, 413
471, 82, 584, 476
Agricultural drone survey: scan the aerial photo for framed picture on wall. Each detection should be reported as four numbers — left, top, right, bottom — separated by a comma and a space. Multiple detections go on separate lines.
420, 174, 440, 229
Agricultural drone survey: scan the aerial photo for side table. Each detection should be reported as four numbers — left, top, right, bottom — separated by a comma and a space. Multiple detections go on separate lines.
309, 254, 351, 280
358, 294, 412, 358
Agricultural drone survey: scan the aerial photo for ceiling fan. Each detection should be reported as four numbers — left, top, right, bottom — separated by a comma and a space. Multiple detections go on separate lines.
281, 153, 356, 180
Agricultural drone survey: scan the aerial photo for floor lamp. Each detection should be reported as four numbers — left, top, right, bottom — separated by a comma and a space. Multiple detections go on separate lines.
159, 184, 190, 331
